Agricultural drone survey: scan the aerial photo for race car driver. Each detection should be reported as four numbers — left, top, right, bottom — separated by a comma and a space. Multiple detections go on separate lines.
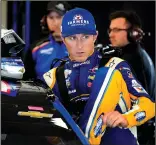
43, 8, 155, 145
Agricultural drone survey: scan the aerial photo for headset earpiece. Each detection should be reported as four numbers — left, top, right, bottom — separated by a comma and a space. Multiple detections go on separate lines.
40, 15, 49, 32
127, 28, 144, 43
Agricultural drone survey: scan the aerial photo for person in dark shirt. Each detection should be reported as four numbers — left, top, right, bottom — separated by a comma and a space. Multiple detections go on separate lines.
107, 10, 155, 98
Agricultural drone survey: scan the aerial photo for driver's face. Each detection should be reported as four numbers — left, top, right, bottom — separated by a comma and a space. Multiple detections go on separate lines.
63, 34, 97, 62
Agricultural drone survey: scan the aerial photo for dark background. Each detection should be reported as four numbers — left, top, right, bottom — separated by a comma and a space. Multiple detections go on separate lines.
7, 1, 155, 63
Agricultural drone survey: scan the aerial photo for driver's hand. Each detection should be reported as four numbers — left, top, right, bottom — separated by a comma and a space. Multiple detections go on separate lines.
102, 111, 128, 128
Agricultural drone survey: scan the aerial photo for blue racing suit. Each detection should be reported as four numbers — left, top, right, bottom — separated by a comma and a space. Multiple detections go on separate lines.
43, 50, 155, 145
32, 34, 68, 81
23, 34, 68, 81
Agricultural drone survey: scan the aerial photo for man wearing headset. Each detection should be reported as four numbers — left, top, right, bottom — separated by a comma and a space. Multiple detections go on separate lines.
107, 10, 155, 99
23, 1, 71, 81
43, 8, 155, 145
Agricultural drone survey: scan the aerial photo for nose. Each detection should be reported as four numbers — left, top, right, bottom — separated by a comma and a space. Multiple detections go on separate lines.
53, 18, 58, 25
109, 30, 114, 38
77, 39, 83, 49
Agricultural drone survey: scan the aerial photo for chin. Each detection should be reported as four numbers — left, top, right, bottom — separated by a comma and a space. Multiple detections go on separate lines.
76, 57, 88, 62
111, 43, 117, 47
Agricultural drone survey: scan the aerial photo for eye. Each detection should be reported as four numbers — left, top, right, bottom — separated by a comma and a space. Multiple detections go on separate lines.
108, 28, 128, 34
48, 16, 54, 20
56, 15, 62, 19
82, 35, 89, 39
68, 36, 76, 40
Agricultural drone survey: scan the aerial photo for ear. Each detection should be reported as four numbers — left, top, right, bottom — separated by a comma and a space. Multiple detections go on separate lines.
96, 31, 99, 36
93, 31, 98, 43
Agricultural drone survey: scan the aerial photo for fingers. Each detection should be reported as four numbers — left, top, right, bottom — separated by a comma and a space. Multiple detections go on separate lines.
105, 111, 119, 127
102, 111, 128, 128
102, 111, 113, 125
112, 117, 124, 128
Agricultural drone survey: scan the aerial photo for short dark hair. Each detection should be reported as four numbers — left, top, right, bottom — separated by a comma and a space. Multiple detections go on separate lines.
109, 10, 142, 29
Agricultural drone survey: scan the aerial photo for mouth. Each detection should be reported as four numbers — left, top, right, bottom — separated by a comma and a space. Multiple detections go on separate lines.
76, 52, 85, 55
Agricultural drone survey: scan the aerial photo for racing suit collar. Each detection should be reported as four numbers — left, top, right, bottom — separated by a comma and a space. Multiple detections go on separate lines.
68, 50, 101, 69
